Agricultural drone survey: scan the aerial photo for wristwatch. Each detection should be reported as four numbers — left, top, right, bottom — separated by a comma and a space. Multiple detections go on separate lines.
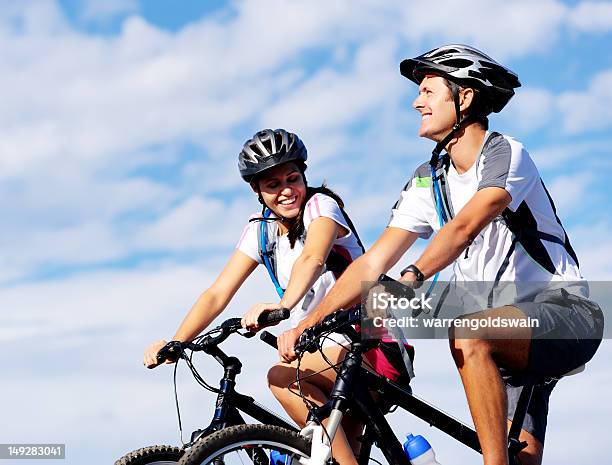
400, 264, 424, 282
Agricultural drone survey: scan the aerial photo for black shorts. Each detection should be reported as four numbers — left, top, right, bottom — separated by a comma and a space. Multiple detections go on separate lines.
503, 289, 604, 443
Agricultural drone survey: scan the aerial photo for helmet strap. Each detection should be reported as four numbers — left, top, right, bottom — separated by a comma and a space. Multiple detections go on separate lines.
256, 185, 291, 224
255, 185, 265, 206
430, 81, 472, 166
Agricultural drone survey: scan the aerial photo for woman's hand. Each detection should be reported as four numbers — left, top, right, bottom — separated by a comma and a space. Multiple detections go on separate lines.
241, 303, 283, 332
143, 339, 169, 369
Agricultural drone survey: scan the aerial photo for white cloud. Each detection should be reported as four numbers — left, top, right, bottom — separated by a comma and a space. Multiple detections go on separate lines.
0, 265, 208, 342
2, 0, 611, 284
260, 38, 403, 133
547, 172, 594, 215
530, 140, 610, 170
558, 69, 612, 134
133, 195, 254, 251
79, 0, 139, 23
500, 87, 555, 134
568, 222, 612, 279
397, 0, 568, 59
568, 1, 612, 32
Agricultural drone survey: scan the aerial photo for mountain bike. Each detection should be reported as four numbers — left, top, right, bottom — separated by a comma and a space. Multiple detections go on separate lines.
179, 284, 585, 465
114, 309, 296, 465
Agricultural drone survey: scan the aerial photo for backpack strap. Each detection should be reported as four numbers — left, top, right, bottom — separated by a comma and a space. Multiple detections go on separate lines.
258, 203, 364, 304
258, 208, 285, 298
339, 208, 366, 253
323, 207, 366, 278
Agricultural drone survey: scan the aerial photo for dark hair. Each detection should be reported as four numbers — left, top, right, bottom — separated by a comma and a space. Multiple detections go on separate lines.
466, 89, 490, 130
441, 78, 489, 130
286, 183, 344, 248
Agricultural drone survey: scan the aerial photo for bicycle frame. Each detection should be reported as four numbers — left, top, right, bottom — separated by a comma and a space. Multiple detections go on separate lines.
303, 338, 537, 465
185, 343, 298, 447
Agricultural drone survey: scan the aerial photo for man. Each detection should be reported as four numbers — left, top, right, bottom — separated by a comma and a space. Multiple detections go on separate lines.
277, 45, 603, 465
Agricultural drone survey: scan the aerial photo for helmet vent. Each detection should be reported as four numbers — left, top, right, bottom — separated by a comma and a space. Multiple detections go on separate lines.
440, 58, 473, 69
429, 47, 462, 58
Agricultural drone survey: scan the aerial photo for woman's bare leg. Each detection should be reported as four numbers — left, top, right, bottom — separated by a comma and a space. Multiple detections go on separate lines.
268, 346, 359, 465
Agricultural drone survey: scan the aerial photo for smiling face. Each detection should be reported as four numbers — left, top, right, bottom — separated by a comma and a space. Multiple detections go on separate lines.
412, 74, 458, 142
254, 162, 306, 219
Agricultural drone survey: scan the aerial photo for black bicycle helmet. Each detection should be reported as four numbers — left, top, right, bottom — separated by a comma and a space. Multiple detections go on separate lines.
400, 44, 521, 114
238, 129, 307, 182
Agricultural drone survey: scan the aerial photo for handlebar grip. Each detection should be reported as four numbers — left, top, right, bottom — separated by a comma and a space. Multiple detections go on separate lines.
259, 331, 278, 349
257, 308, 290, 325
156, 340, 183, 364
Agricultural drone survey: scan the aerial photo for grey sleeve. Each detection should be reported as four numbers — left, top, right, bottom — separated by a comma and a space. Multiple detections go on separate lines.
477, 134, 512, 191
478, 135, 539, 211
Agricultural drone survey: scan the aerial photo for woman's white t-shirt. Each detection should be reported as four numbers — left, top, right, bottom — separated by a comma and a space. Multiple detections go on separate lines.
236, 193, 363, 329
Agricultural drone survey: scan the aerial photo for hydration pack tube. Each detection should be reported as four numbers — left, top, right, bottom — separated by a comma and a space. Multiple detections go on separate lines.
428, 132, 572, 309
259, 208, 285, 298
257, 205, 365, 300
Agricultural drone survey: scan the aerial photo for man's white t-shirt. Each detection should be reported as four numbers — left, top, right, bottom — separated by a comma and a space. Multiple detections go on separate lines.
388, 132, 584, 305
236, 193, 363, 328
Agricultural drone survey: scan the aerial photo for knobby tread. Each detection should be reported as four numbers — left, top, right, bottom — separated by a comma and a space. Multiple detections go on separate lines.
114, 444, 183, 465
180, 424, 311, 465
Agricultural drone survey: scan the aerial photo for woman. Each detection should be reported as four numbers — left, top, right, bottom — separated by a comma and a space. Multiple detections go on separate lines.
144, 129, 407, 465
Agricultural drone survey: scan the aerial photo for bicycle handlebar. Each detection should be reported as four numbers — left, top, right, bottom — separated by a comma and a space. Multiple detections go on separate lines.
156, 308, 290, 363
294, 307, 361, 355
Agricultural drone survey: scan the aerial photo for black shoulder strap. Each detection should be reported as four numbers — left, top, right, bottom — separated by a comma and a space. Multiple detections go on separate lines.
339, 208, 365, 253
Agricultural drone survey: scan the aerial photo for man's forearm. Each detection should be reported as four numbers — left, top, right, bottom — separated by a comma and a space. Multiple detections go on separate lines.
414, 220, 472, 279
411, 188, 511, 280
297, 255, 381, 331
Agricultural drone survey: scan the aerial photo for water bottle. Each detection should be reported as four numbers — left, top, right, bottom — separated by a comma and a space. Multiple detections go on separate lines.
270, 449, 291, 465
403, 433, 441, 465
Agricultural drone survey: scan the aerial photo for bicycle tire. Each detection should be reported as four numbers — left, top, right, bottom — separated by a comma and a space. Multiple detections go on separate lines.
179, 424, 311, 465
114, 444, 183, 465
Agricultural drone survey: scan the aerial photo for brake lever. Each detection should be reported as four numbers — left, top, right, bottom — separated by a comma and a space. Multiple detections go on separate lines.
295, 328, 318, 355
221, 318, 243, 330
157, 340, 184, 363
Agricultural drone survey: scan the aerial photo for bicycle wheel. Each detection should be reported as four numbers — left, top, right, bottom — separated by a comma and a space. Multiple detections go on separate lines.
114, 444, 183, 465
179, 424, 311, 465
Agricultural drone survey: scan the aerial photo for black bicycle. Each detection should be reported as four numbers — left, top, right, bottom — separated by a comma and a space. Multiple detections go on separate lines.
115, 309, 296, 465
179, 289, 581, 465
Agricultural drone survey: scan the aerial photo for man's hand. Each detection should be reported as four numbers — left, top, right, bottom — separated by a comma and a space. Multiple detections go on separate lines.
277, 327, 302, 362
241, 302, 282, 332
362, 283, 395, 340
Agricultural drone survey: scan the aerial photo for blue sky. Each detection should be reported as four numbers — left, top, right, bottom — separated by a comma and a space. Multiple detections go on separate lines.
1, 1, 611, 464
